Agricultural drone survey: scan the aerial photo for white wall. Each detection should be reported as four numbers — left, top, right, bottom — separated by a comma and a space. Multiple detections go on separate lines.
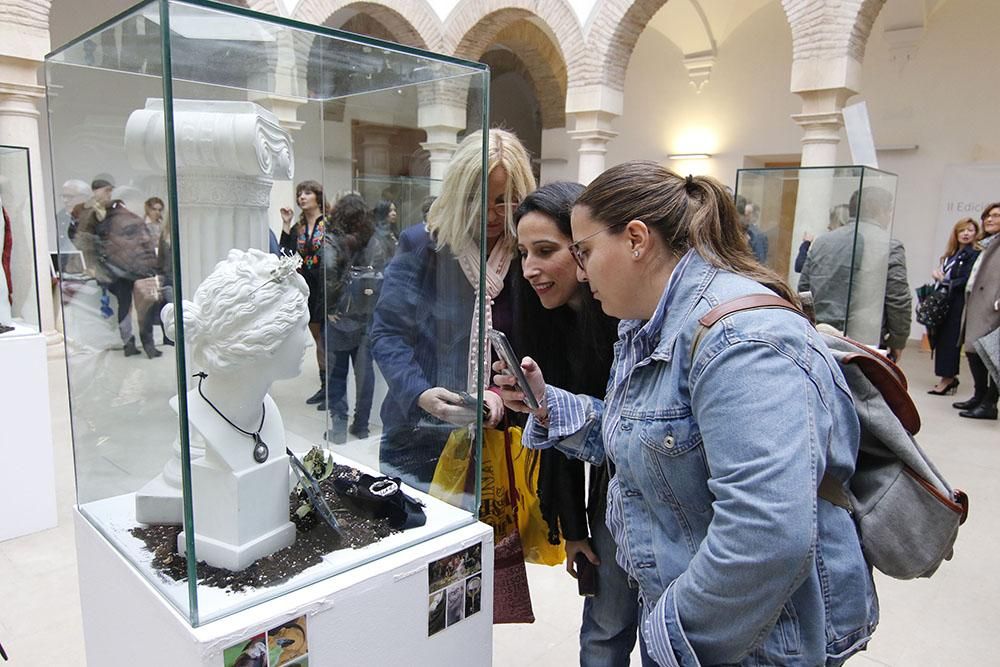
858, 0, 1000, 291
607, 1, 802, 189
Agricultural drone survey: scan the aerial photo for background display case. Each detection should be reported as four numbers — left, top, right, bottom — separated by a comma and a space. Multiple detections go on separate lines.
0, 145, 42, 335
0, 144, 56, 543
46, 0, 490, 633
735, 166, 899, 346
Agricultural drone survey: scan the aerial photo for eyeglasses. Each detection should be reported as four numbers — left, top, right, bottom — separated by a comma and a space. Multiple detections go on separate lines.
568, 222, 627, 270
491, 200, 519, 217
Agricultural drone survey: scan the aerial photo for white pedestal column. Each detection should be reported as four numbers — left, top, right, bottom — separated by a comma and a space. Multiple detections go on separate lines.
0, 332, 56, 541
124, 99, 294, 298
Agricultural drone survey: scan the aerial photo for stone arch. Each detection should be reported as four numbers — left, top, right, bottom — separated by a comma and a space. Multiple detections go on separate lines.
5, 0, 50, 34
478, 20, 566, 129
586, 0, 671, 91
782, 0, 887, 66
444, 0, 587, 89
246, 0, 281, 13
293, 0, 442, 50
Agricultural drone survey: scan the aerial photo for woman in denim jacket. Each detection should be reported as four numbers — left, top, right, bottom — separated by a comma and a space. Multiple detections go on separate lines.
497, 161, 878, 666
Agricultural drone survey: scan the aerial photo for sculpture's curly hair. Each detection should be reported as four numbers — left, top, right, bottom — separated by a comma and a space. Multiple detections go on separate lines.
163, 249, 308, 371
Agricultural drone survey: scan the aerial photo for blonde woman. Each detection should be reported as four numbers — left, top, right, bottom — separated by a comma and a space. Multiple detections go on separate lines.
370, 128, 535, 491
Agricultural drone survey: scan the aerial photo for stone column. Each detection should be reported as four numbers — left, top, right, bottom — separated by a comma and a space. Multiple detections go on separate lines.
791, 87, 854, 168
787, 50, 860, 283
565, 85, 622, 185
418, 101, 465, 196
0, 48, 60, 349
124, 99, 294, 298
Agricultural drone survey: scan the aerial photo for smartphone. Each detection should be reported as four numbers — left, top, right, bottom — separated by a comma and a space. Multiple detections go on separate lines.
457, 390, 491, 420
575, 552, 597, 597
486, 329, 540, 410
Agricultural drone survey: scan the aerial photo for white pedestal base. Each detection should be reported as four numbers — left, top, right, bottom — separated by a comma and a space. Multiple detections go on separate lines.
76, 510, 494, 667
179, 455, 296, 570
134, 472, 183, 525
0, 331, 57, 541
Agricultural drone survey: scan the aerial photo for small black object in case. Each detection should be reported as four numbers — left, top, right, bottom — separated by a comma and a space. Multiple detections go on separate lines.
575, 552, 598, 597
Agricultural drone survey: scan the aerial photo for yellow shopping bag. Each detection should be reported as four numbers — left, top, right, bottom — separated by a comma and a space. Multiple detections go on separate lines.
435, 426, 564, 567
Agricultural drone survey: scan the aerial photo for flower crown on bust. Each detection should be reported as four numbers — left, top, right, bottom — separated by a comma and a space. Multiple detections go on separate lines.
249, 251, 302, 298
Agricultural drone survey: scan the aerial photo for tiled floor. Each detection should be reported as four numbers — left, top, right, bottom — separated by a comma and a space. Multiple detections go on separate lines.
0, 343, 997, 665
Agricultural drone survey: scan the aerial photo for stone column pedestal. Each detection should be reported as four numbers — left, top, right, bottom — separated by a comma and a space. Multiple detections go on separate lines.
125, 99, 294, 297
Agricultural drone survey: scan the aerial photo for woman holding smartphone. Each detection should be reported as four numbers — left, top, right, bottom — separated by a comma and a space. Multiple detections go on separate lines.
497, 162, 876, 666
370, 128, 535, 491
512, 182, 643, 666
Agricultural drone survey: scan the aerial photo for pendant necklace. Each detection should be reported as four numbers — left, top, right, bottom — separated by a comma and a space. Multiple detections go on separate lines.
194, 372, 269, 463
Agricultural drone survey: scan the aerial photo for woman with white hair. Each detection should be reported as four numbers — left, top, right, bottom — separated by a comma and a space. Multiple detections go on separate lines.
370, 128, 536, 492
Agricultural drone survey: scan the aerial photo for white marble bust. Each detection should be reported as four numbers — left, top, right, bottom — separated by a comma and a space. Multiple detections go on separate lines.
164, 248, 310, 470
164, 248, 308, 570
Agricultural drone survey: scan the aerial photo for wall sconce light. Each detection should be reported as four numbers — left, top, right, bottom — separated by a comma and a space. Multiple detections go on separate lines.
668, 153, 712, 160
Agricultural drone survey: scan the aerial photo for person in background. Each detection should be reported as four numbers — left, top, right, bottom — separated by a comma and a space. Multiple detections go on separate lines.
953, 202, 1000, 419
498, 161, 876, 666
371, 199, 399, 260
512, 182, 641, 666
55, 179, 90, 251
370, 128, 535, 491
75, 199, 160, 357
798, 187, 911, 361
91, 177, 114, 206
143, 197, 165, 247
795, 204, 849, 273
322, 193, 378, 442
927, 218, 979, 395
281, 180, 330, 409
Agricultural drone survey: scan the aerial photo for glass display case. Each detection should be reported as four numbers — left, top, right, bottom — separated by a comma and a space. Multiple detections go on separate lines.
0, 145, 41, 336
46, 0, 489, 627
734, 166, 899, 346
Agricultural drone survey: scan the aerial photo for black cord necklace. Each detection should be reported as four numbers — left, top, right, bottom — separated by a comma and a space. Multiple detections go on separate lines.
194, 372, 269, 463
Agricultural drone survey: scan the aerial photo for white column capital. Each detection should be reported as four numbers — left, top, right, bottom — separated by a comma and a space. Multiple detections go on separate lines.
683, 51, 717, 93
125, 99, 295, 181
791, 86, 855, 167
251, 93, 309, 132
0, 81, 45, 120
566, 108, 619, 184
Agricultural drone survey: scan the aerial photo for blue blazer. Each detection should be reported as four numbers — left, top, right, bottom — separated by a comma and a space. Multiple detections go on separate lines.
370, 225, 476, 433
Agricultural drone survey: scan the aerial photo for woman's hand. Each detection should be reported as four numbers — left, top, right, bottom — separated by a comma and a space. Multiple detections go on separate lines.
931, 268, 944, 282
483, 391, 505, 429
280, 207, 294, 233
418, 387, 504, 427
493, 356, 547, 421
564, 539, 599, 578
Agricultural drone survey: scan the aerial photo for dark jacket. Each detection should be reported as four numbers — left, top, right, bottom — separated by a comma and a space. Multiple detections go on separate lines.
798, 221, 911, 349
514, 268, 618, 544
370, 224, 516, 433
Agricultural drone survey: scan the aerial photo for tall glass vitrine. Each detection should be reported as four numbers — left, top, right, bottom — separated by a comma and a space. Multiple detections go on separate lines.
46, 0, 489, 626
735, 166, 900, 346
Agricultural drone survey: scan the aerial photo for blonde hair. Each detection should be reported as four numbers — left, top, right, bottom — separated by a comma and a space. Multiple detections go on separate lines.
427, 128, 536, 256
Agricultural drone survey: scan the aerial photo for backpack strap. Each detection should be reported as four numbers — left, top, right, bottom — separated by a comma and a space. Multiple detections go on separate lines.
691, 294, 806, 361
689, 295, 857, 513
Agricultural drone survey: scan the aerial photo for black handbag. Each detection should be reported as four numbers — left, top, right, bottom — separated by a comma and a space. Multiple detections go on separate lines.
915, 284, 950, 329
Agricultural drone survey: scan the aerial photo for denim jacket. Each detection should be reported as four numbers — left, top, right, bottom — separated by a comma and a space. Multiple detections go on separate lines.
524, 251, 878, 666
